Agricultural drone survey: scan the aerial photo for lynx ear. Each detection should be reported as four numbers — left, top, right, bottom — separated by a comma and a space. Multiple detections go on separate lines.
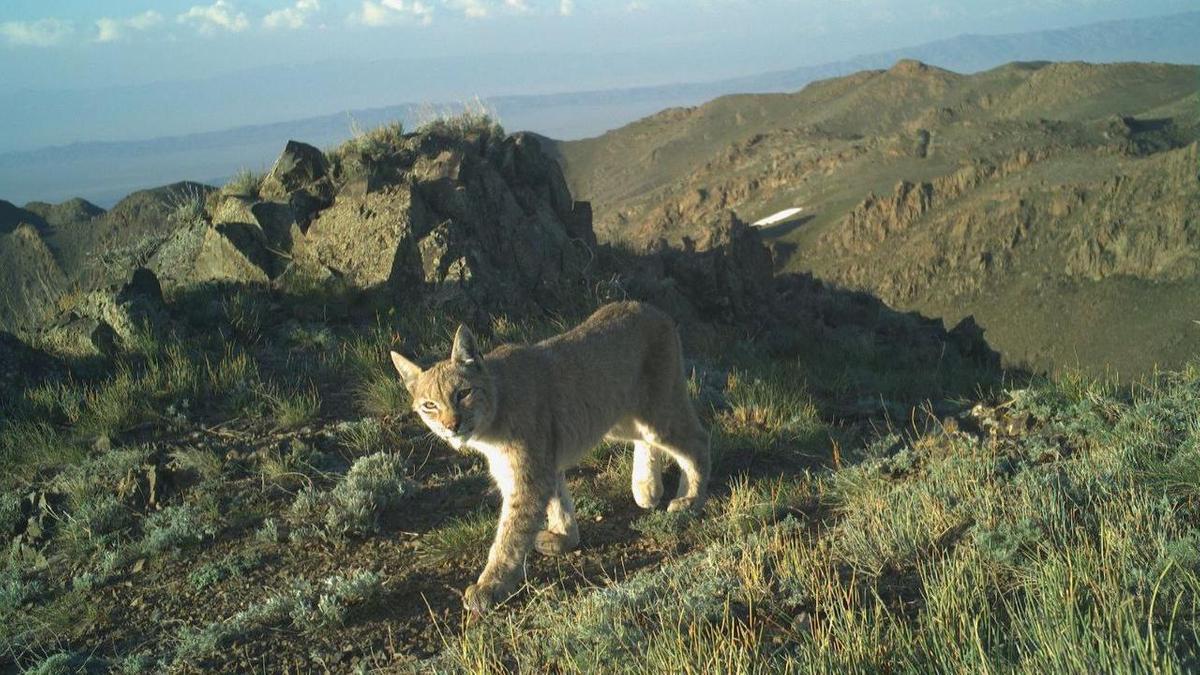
451, 325, 481, 367
389, 351, 423, 390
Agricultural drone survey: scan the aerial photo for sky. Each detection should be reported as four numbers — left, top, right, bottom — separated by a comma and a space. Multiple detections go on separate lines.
3, 0, 1194, 89
0, 0, 1195, 150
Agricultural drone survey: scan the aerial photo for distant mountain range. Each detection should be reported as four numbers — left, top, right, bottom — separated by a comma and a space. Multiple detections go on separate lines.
1, 10, 1198, 208
551, 59, 1200, 377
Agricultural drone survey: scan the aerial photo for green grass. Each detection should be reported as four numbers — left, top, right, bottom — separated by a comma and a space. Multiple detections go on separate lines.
173, 570, 384, 667
419, 508, 496, 568
222, 169, 264, 199
265, 383, 322, 430
435, 364, 1200, 672
287, 451, 415, 539
3, 280, 1198, 671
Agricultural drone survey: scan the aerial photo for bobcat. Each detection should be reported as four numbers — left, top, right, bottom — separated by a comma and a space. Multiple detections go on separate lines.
390, 301, 710, 613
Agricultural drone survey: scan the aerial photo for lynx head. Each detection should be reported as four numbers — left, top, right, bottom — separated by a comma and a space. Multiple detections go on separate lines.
390, 325, 496, 448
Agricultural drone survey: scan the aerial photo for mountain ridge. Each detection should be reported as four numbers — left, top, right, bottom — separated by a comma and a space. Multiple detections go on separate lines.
551, 59, 1200, 378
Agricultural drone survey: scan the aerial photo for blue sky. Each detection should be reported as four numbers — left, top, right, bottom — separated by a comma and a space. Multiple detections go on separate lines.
3, 0, 1194, 90
0, 0, 1195, 156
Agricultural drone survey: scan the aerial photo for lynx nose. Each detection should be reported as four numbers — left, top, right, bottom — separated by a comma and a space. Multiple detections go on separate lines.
443, 416, 460, 433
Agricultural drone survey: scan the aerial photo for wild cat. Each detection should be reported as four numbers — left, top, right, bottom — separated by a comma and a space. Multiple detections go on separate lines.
390, 301, 710, 613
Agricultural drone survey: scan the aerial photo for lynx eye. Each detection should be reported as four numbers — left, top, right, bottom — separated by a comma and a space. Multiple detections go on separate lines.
420, 400, 438, 411
455, 388, 473, 402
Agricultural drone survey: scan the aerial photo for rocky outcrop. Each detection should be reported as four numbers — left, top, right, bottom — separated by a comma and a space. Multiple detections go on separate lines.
301, 185, 427, 290
1065, 142, 1200, 281
283, 129, 596, 312
147, 222, 270, 293
660, 212, 775, 321
35, 267, 167, 357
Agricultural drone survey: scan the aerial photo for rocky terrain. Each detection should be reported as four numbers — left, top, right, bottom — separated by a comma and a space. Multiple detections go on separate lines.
552, 60, 1200, 377
1, 70, 1197, 673
0, 112, 1023, 672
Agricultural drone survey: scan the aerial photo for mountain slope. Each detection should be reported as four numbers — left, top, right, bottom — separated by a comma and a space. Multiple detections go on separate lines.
552, 61, 1200, 377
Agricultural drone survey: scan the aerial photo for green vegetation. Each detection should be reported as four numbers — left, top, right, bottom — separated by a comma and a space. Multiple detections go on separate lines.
438, 365, 1200, 672
2, 284, 1198, 670
222, 168, 265, 199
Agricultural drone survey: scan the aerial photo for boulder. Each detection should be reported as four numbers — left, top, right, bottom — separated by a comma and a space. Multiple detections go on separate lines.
209, 195, 284, 278
260, 141, 335, 229
262, 140, 329, 196
37, 267, 169, 356
301, 185, 428, 291
147, 223, 270, 293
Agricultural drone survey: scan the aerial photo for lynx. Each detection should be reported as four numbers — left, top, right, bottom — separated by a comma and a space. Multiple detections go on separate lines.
390, 301, 710, 613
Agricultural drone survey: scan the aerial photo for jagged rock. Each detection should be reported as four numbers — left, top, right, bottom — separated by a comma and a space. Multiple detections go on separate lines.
249, 201, 306, 259
948, 315, 1002, 370
260, 141, 335, 229
262, 140, 329, 195
659, 212, 775, 321
37, 267, 169, 356
209, 195, 284, 278
567, 201, 597, 250
290, 127, 596, 313
301, 185, 428, 291
147, 223, 270, 293
117, 268, 164, 306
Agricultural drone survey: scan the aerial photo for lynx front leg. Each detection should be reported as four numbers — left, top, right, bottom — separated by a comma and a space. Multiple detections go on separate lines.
464, 461, 553, 614
537, 472, 580, 556
631, 441, 666, 509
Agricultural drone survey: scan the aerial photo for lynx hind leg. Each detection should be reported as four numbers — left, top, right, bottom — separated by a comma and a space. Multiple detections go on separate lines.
650, 421, 710, 513
537, 473, 580, 556
631, 441, 666, 509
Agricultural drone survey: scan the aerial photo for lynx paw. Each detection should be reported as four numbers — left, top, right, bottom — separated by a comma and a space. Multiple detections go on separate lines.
535, 530, 578, 556
667, 496, 705, 513
463, 581, 505, 614
632, 478, 663, 509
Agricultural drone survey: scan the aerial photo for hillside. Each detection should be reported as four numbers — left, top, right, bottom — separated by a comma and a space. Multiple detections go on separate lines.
553, 60, 1200, 378
0, 115, 1014, 670
1, 112, 1198, 671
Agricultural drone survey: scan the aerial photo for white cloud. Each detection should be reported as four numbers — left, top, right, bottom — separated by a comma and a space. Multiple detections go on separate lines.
94, 11, 163, 43
264, 0, 321, 29
352, 0, 582, 26
177, 1, 250, 34
352, 0, 434, 26
0, 18, 74, 47
445, 0, 490, 19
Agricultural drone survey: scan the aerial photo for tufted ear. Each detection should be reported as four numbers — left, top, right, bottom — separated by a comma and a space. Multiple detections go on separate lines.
451, 325, 481, 368
390, 351, 423, 391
